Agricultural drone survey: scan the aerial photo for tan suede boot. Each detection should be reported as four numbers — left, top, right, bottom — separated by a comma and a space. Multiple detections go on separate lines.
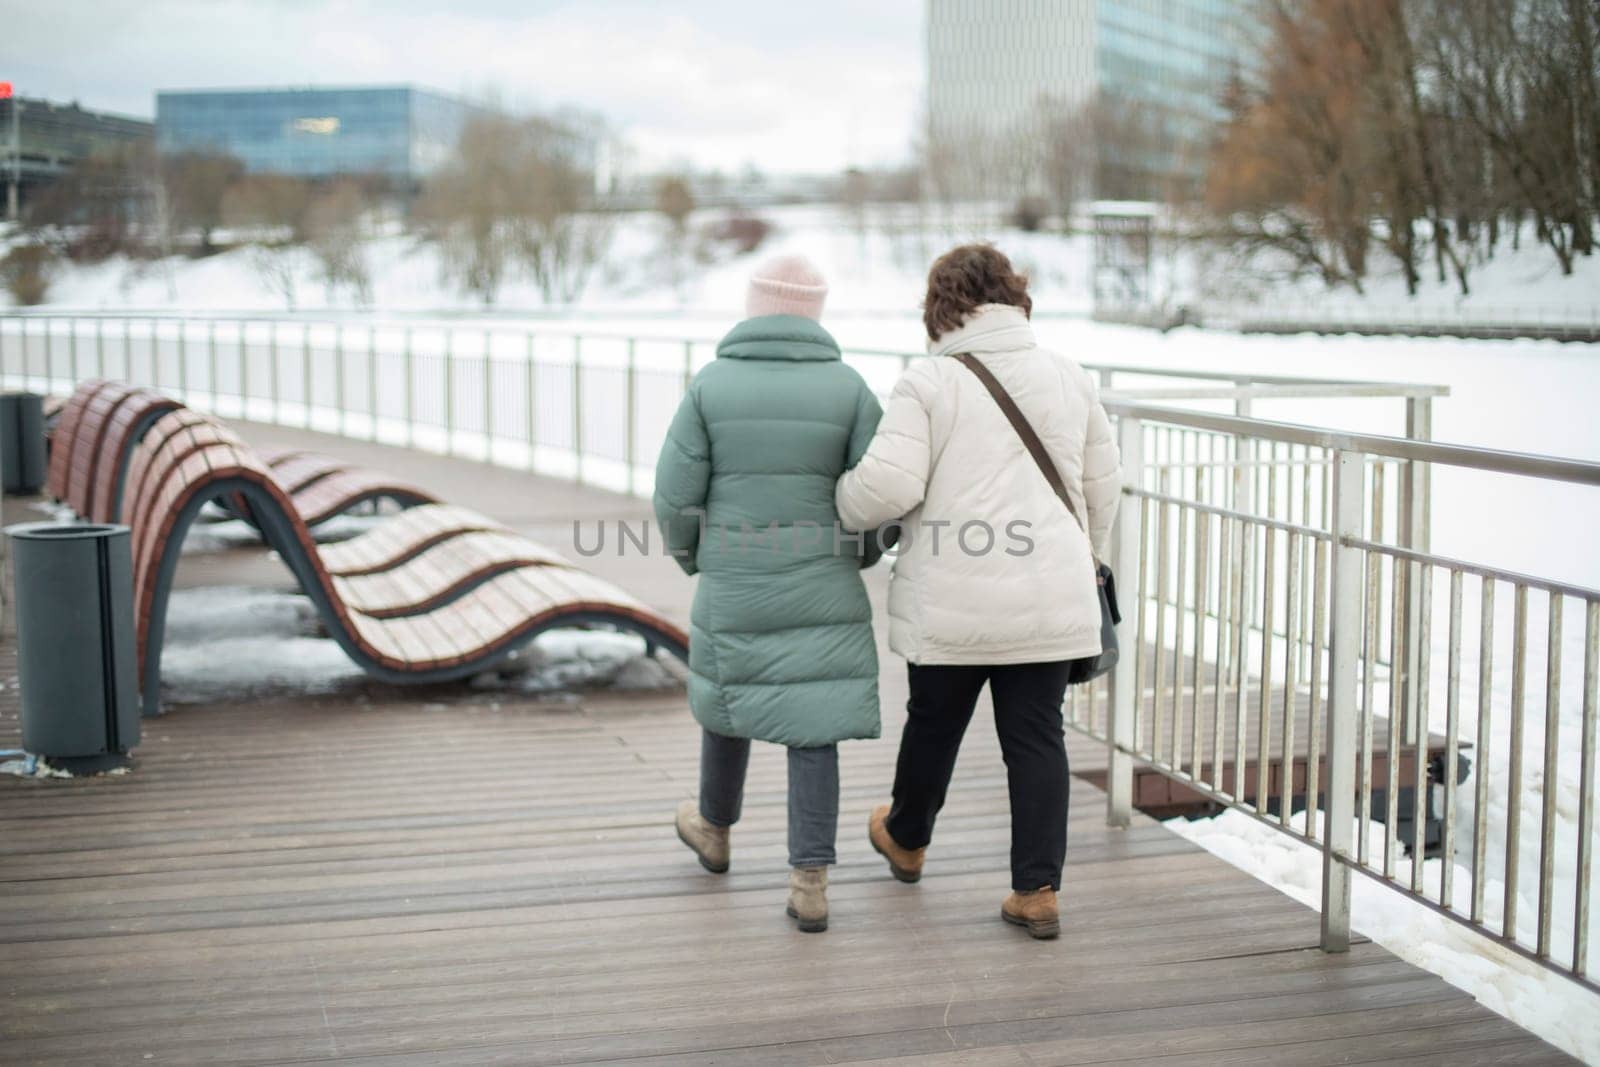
675, 799, 730, 874
1001, 886, 1060, 939
868, 804, 926, 883
786, 866, 828, 933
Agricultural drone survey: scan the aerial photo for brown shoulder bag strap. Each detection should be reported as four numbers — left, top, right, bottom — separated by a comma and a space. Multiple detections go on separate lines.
953, 351, 1088, 540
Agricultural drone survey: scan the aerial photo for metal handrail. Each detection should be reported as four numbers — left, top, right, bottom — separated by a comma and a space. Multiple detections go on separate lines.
1106, 400, 1600, 486
0, 312, 1450, 400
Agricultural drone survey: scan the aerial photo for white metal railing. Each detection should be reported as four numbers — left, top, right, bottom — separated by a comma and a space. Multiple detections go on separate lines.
1090, 401, 1600, 992
12, 312, 1593, 990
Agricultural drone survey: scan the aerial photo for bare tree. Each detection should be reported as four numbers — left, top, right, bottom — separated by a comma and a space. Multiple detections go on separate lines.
420, 110, 614, 306
161, 152, 244, 255
305, 180, 372, 304
221, 175, 312, 244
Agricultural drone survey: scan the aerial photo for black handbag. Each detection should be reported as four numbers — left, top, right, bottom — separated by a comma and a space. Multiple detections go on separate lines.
954, 352, 1121, 684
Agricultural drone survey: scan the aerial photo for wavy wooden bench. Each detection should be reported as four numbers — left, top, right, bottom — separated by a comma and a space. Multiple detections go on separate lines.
49, 380, 437, 529
125, 409, 688, 714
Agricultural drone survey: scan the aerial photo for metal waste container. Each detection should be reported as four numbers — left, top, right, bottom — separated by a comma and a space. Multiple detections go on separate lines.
6, 523, 140, 771
1, 392, 46, 495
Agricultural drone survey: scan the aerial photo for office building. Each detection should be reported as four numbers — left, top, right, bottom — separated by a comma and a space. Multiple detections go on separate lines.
3, 91, 153, 217
925, 0, 1250, 201
156, 85, 477, 188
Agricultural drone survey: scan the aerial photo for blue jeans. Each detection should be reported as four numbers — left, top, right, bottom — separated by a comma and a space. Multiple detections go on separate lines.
698, 729, 838, 867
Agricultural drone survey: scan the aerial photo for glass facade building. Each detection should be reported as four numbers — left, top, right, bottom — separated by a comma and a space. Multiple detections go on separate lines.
926, 0, 1250, 200
155, 86, 476, 186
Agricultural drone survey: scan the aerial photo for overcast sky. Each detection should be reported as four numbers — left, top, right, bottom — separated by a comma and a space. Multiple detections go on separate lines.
1, 0, 925, 175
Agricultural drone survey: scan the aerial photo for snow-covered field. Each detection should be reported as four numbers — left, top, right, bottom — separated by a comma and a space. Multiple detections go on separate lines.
13, 201, 1600, 327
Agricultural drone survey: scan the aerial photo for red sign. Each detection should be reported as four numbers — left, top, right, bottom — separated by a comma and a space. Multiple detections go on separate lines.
0, 82, 12, 100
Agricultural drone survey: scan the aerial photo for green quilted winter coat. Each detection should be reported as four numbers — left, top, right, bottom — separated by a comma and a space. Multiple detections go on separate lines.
652, 315, 884, 748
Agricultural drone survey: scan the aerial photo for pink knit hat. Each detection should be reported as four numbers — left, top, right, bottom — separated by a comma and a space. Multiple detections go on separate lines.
746, 255, 829, 320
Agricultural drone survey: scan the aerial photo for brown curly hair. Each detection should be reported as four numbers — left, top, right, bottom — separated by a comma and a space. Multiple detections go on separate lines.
922, 243, 1032, 342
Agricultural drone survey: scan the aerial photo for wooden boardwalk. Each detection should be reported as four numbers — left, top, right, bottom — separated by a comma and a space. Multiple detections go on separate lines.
0, 423, 1570, 1065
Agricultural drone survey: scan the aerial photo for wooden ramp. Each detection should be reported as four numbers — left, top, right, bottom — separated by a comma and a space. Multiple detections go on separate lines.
0, 427, 1569, 1065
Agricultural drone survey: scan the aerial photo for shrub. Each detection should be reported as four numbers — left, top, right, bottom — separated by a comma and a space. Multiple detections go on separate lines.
1010, 197, 1049, 233
1, 243, 57, 306
702, 214, 772, 254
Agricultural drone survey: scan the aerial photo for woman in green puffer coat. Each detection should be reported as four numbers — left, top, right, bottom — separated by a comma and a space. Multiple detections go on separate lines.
654, 254, 885, 933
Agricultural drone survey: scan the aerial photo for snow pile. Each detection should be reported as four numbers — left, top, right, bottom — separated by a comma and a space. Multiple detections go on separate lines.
468, 629, 676, 693
178, 512, 385, 554
157, 587, 676, 704
1167, 810, 1600, 1062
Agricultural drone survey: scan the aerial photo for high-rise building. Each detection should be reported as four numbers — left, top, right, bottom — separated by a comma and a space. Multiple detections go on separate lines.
925, 0, 1249, 202
155, 85, 479, 188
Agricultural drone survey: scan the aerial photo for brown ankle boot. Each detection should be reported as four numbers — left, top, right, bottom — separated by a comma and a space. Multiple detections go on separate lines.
868, 804, 925, 883
675, 799, 730, 874
786, 866, 828, 933
1001, 886, 1060, 939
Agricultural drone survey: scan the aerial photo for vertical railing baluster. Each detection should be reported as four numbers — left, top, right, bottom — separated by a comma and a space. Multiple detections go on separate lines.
1575, 600, 1598, 977
1232, 520, 1252, 801
1360, 550, 1379, 864
368, 325, 379, 442
1385, 555, 1407, 879
443, 328, 455, 455
1505, 583, 1529, 941
525, 333, 537, 471
1170, 499, 1189, 770
208, 319, 219, 414
1152, 471, 1171, 766
1189, 503, 1208, 780
1306, 537, 1329, 840
1133, 492, 1152, 753
403, 327, 415, 448
1410, 562, 1432, 893
483, 329, 495, 462
1322, 448, 1364, 953
1234, 396, 1255, 687
1281, 531, 1301, 827
1256, 525, 1277, 812
1441, 569, 1463, 910
625, 338, 638, 497
1108, 413, 1144, 828
1472, 578, 1496, 925
1211, 514, 1234, 790
572, 336, 585, 485
335, 323, 347, 436
301, 322, 313, 430
1537, 593, 1563, 957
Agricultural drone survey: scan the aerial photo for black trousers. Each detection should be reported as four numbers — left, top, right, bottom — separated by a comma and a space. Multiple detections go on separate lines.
886, 660, 1072, 892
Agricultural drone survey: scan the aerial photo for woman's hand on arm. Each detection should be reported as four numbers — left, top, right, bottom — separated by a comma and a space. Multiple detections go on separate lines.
836, 366, 934, 533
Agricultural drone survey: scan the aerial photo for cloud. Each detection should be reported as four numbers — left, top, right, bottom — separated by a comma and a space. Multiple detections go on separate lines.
0, 0, 924, 173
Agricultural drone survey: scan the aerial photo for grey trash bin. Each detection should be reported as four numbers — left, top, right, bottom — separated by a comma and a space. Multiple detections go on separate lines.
1, 392, 47, 495
6, 522, 140, 772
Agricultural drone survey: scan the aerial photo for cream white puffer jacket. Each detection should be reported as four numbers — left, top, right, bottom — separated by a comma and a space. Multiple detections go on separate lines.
836, 304, 1121, 665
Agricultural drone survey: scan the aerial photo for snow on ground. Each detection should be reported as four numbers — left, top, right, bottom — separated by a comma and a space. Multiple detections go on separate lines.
157, 587, 677, 705
1200, 229, 1600, 324
1167, 810, 1600, 1062
16, 203, 1097, 317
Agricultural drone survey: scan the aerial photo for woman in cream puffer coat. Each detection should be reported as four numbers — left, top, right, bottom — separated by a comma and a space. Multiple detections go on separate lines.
837, 243, 1120, 938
